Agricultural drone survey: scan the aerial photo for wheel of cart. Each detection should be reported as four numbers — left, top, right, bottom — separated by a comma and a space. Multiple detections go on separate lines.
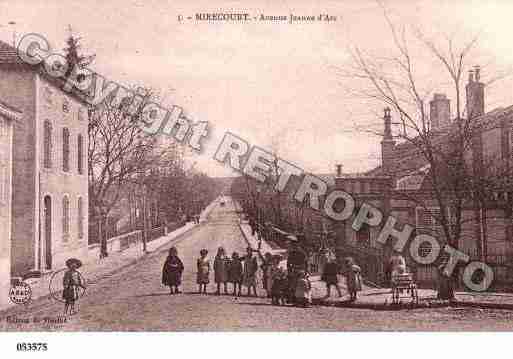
391, 273, 419, 305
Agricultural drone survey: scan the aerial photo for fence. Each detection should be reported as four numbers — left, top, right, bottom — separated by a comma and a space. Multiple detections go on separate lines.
88, 229, 143, 255
147, 226, 166, 243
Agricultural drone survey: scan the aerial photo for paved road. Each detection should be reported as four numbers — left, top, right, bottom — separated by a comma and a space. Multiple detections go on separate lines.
2, 199, 513, 331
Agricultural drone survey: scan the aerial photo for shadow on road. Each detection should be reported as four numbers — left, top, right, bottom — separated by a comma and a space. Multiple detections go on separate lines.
134, 293, 173, 298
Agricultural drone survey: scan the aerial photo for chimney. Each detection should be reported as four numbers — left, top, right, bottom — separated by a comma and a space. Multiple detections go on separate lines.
430, 93, 451, 128
381, 107, 395, 176
336, 164, 343, 177
466, 65, 484, 119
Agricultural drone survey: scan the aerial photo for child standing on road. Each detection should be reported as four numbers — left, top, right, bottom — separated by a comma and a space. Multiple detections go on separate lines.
197, 249, 210, 294
228, 251, 243, 296
214, 247, 229, 295
162, 247, 184, 294
271, 267, 288, 305
321, 258, 343, 299
295, 270, 312, 308
62, 258, 86, 315
259, 252, 273, 298
345, 257, 362, 301
242, 247, 259, 297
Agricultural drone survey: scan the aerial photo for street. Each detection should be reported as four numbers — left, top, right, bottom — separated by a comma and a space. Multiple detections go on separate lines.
2, 199, 513, 331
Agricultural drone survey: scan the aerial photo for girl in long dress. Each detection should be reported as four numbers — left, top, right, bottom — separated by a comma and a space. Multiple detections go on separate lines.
62, 259, 86, 315
197, 249, 210, 294
344, 257, 362, 301
242, 247, 258, 297
214, 247, 229, 295
162, 247, 184, 294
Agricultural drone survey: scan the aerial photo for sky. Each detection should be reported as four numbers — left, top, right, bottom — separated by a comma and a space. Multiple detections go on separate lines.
1, 0, 513, 177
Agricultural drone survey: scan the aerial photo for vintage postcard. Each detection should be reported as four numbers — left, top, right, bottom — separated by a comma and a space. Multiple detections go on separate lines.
1, 0, 513, 351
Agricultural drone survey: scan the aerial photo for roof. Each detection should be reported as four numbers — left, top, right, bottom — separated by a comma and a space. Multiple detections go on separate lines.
365, 106, 513, 177
0, 39, 92, 105
0, 98, 21, 113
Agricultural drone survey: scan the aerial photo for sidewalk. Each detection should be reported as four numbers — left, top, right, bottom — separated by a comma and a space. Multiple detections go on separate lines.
238, 220, 287, 258
235, 204, 513, 310
1, 198, 220, 312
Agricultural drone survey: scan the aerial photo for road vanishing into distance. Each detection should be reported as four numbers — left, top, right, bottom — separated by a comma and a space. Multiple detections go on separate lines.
2, 199, 513, 331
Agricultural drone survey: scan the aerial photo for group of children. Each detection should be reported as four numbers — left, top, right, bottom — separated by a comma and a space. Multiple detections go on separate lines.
162, 245, 363, 307
162, 246, 261, 297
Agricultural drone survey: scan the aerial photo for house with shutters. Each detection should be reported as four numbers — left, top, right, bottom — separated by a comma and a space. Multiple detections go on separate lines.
0, 39, 89, 280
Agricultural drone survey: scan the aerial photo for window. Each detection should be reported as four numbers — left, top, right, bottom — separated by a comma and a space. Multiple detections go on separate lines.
62, 196, 70, 241
63, 98, 70, 113
415, 206, 451, 237
78, 197, 84, 239
43, 121, 52, 169
62, 128, 70, 172
356, 223, 371, 248
77, 134, 83, 174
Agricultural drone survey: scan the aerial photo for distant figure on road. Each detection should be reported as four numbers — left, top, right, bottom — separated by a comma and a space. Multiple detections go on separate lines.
242, 246, 258, 297
62, 258, 86, 315
162, 247, 184, 295
249, 217, 256, 236
214, 247, 229, 295
228, 251, 243, 296
197, 249, 210, 294
344, 257, 362, 301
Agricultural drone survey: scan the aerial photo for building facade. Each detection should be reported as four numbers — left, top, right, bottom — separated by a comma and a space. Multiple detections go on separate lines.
0, 40, 89, 278
334, 69, 513, 287
0, 101, 20, 306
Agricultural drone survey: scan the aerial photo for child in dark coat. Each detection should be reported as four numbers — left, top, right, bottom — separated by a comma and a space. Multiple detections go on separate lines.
214, 247, 229, 295
321, 259, 343, 298
228, 251, 243, 296
162, 247, 184, 294
271, 268, 288, 305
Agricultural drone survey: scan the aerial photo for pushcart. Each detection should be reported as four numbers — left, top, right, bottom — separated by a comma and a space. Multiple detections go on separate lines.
391, 272, 419, 304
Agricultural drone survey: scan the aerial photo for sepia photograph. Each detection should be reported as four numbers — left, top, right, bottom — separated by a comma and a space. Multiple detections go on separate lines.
1, 0, 513, 356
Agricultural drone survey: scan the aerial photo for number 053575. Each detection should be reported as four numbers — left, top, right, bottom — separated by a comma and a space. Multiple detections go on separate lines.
16, 343, 48, 351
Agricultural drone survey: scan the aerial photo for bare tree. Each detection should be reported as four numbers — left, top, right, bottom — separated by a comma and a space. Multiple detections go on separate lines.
341, 8, 510, 296
88, 89, 171, 257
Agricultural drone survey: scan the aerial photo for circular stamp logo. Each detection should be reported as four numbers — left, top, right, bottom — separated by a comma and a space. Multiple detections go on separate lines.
9, 282, 32, 305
